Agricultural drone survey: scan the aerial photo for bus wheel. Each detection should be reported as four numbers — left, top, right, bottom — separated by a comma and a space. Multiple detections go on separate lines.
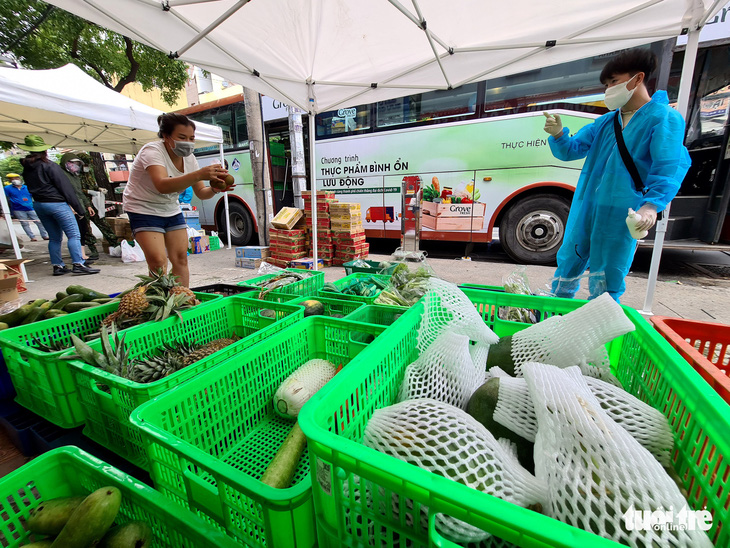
500, 194, 570, 265
217, 201, 254, 246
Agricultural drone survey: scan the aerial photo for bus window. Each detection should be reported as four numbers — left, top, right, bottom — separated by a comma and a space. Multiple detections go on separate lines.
316, 105, 370, 137
233, 102, 249, 148
376, 83, 478, 127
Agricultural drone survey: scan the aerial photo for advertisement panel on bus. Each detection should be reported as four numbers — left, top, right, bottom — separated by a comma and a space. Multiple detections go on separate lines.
313, 110, 595, 261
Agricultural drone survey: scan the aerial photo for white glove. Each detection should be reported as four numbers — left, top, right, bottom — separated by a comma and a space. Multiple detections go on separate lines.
543, 112, 563, 137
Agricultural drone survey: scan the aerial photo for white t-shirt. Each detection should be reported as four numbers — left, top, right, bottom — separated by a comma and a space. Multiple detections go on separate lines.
123, 140, 200, 216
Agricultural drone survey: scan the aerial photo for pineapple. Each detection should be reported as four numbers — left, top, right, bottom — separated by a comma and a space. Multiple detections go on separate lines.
129, 353, 185, 383
169, 285, 200, 306
183, 336, 240, 366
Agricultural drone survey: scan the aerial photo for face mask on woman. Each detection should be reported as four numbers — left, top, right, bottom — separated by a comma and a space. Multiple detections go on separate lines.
66, 162, 82, 175
83, 166, 90, 173
604, 74, 639, 111
171, 140, 195, 158
11, 179, 22, 186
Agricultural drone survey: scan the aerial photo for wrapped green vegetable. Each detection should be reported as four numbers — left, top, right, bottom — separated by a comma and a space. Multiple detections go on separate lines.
374, 264, 433, 307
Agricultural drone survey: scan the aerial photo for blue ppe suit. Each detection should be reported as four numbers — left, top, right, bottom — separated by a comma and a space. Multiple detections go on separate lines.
548, 91, 690, 302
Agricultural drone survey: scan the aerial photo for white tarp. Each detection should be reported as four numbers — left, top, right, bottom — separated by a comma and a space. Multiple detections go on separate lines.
0, 64, 223, 154
47, 0, 725, 114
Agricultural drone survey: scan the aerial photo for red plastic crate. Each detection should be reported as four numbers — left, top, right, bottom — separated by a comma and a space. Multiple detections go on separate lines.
651, 316, 730, 403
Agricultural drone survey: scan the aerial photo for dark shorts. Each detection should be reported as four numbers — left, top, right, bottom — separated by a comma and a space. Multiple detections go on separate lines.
127, 211, 186, 235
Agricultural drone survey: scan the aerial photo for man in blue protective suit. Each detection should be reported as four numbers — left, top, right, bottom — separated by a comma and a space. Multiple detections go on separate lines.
543, 49, 690, 302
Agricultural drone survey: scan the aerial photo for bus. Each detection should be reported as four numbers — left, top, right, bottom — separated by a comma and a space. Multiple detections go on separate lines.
182, 30, 730, 264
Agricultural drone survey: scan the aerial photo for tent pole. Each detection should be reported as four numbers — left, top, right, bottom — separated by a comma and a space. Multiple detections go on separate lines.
309, 112, 319, 269
642, 28, 700, 315
0, 187, 27, 282
220, 143, 232, 249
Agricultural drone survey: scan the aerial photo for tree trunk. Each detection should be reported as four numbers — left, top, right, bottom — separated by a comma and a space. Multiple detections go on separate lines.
90, 152, 112, 193
243, 88, 273, 245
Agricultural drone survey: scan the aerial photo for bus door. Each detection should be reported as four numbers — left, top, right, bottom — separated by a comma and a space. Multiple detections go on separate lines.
700, 117, 730, 243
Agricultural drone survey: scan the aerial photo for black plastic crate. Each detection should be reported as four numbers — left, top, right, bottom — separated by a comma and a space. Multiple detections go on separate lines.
189, 284, 255, 296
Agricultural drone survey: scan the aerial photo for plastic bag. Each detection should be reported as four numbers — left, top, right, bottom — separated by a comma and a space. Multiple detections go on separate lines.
121, 240, 146, 263
108, 245, 122, 257
499, 267, 538, 324
546, 271, 607, 300
0, 297, 23, 315
257, 261, 283, 275
186, 226, 202, 239
350, 258, 371, 269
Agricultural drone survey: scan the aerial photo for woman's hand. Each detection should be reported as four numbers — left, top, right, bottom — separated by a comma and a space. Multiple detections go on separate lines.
197, 164, 228, 185
87, 206, 95, 217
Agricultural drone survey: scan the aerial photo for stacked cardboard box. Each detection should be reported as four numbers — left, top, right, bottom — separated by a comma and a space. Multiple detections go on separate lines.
235, 246, 271, 269
303, 191, 340, 268
269, 227, 308, 267
109, 217, 134, 241
330, 203, 368, 265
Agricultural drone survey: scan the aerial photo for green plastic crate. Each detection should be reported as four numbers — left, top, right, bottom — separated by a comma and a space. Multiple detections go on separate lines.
238, 268, 325, 297
131, 316, 386, 547
343, 259, 397, 276
64, 296, 303, 470
299, 289, 730, 547
318, 272, 391, 304
289, 294, 365, 318
0, 446, 238, 548
344, 304, 408, 327
0, 292, 219, 429
457, 282, 505, 292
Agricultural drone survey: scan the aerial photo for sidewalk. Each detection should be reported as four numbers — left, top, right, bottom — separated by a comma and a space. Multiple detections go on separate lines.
13, 239, 730, 324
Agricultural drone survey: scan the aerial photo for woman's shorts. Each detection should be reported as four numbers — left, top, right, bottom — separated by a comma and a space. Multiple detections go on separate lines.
127, 211, 186, 236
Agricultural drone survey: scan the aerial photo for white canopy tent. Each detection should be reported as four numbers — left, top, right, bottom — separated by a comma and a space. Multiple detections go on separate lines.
47, 0, 726, 310
0, 65, 231, 275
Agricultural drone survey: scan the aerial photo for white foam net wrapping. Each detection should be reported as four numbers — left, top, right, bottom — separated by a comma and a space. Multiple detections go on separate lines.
398, 331, 487, 408
417, 278, 498, 353
363, 398, 548, 543
511, 293, 635, 376
522, 362, 712, 547
493, 372, 674, 465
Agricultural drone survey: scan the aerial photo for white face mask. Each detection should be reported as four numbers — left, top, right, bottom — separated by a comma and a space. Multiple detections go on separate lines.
83, 166, 90, 173
604, 74, 638, 111
11, 180, 22, 186
171, 140, 195, 158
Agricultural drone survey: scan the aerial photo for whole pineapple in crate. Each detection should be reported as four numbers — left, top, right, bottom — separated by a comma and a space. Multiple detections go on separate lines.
102, 269, 200, 329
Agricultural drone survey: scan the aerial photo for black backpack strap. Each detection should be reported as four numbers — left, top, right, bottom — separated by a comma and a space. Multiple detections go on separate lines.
612, 111, 663, 221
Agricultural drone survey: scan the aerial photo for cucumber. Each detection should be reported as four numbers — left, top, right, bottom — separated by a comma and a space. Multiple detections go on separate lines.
26, 496, 85, 536
64, 302, 101, 313
20, 540, 54, 547
51, 486, 121, 548
98, 521, 152, 548
0, 304, 33, 327
40, 301, 54, 312
92, 298, 114, 304
56, 291, 68, 301
52, 294, 84, 311
45, 309, 69, 318
0, 322, 8, 330
66, 285, 109, 301
21, 307, 47, 325
30, 299, 48, 308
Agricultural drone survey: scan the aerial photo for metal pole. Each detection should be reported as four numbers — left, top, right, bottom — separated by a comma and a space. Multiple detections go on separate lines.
642, 28, 700, 314
220, 143, 232, 249
309, 111, 319, 268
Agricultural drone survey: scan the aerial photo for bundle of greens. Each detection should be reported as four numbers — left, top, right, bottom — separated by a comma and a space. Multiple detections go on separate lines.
374, 263, 433, 307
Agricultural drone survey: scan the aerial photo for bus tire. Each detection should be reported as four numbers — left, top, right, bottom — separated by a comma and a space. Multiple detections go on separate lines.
217, 200, 254, 246
499, 193, 570, 265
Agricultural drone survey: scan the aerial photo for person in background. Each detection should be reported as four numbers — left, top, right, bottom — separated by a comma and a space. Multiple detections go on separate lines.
542, 49, 690, 302
17, 135, 99, 276
76, 152, 119, 249
123, 113, 233, 287
60, 153, 96, 262
3, 173, 49, 241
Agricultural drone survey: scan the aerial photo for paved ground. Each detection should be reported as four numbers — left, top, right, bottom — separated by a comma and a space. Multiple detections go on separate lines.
9, 223, 730, 323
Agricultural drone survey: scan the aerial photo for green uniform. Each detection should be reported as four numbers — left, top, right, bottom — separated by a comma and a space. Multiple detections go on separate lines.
60, 153, 99, 257
76, 152, 119, 247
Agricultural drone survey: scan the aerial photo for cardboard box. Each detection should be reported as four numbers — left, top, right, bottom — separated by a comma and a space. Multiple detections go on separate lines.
421, 201, 486, 231
235, 257, 263, 269
270, 207, 304, 230
302, 191, 336, 201
272, 250, 307, 261
271, 243, 308, 254
0, 277, 19, 304
270, 227, 307, 239
330, 202, 361, 213
238, 246, 271, 259
266, 257, 290, 268
188, 236, 210, 254
290, 257, 324, 270
0, 259, 31, 294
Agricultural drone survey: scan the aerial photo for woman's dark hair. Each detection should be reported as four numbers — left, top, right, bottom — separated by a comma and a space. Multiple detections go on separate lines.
600, 49, 657, 84
157, 112, 196, 138
20, 151, 49, 166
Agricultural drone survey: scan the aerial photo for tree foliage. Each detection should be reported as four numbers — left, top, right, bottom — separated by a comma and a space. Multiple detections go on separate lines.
0, 0, 189, 105
0, 156, 24, 183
